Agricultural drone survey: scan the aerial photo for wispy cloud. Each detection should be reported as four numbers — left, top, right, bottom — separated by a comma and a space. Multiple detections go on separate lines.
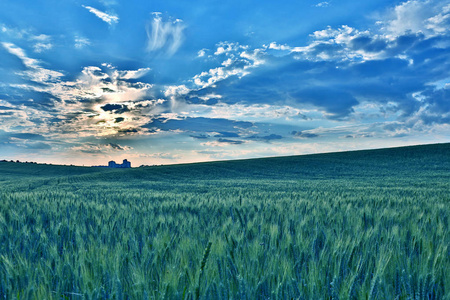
33, 42, 53, 53
146, 12, 185, 55
75, 36, 91, 49
315, 2, 330, 8
71, 142, 132, 154
0, 25, 53, 53
82, 5, 119, 25
2, 42, 40, 68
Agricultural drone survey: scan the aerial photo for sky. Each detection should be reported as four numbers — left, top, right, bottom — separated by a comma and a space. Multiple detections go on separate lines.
0, 0, 449, 166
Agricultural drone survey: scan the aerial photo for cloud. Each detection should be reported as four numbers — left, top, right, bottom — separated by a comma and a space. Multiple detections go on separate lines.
214, 132, 240, 138
0, 130, 53, 151
23, 142, 52, 150
2, 42, 64, 83
9, 133, 47, 140
0, 50, 159, 139
82, 5, 119, 25
75, 37, 91, 49
198, 0, 450, 126
291, 131, 319, 139
146, 12, 185, 55
101, 103, 130, 113
190, 134, 209, 139
118, 128, 139, 134
193, 42, 265, 89
0, 25, 54, 53
2, 42, 40, 68
107, 143, 127, 150
217, 138, 244, 145
197, 49, 207, 57
247, 134, 283, 141
71, 142, 131, 154
315, 2, 330, 8
144, 117, 253, 134
375, 0, 450, 38
116, 67, 151, 80
33, 43, 53, 53
267, 42, 291, 51
2, 0, 450, 164
29, 34, 53, 53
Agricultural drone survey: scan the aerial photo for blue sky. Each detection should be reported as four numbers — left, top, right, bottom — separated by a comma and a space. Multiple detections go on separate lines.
0, 0, 449, 166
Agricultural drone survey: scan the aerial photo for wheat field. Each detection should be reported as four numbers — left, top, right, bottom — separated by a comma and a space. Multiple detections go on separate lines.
0, 144, 449, 299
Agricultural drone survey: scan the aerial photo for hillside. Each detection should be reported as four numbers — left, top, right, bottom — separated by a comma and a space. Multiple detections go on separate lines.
1, 143, 449, 182
0, 143, 449, 299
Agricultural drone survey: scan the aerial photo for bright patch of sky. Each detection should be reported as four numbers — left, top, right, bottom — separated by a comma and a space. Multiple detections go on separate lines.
0, 0, 449, 166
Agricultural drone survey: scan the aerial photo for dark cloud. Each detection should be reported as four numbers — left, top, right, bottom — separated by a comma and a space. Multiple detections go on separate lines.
23, 142, 52, 150
144, 117, 253, 133
291, 131, 319, 138
214, 132, 240, 138
291, 88, 358, 119
118, 128, 139, 134
247, 134, 283, 141
190, 134, 210, 139
101, 87, 116, 93
345, 134, 373, 139
416, 87, 450, 124
100, 103, 129, 114
0, 105, 15, 110
0, 131, 51, 149
207, 30, 449, 123
217, 138, 244, 145
9, 133, 46, 141
185, 96, 220, 105
78, 148, 102, 154
199, 58, 361, 119
107, 143, 125, 150
115, 117, 125, 123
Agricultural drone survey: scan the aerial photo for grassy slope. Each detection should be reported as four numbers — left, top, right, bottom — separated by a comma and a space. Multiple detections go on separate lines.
1, 142, 448, 181
0, 143, 449, 299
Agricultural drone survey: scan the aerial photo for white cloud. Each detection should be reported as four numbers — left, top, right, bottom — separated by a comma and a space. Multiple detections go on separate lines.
187, 102, 315, 124
30, 34, 51, 42
146, 12, 185, 55
193, 42, 265, 89
117, 67, 151, 80
213, 42, 248, 56
381, 0, 450, 37
197, 49, 207, 57
33, 42, 53, 53
75, 36, 91, 49
386, 0, 432, 35
0, 25, 54, 53
2, 42, 63, 83
315, 2, 330, 7
267, 42, 291, 51
82, 5, 119, 25
2, 42, 40, 68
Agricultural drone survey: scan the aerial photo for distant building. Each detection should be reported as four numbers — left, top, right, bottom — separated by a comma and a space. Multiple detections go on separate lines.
93, 159, 131, 168
108, 159, 131, 168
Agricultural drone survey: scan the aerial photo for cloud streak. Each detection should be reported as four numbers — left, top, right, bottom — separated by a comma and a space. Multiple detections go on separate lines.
146, 12, 185, 55
82, 5, 119, 25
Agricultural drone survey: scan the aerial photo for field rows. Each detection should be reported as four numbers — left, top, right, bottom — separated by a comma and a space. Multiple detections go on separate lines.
0, 144, 449, 299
